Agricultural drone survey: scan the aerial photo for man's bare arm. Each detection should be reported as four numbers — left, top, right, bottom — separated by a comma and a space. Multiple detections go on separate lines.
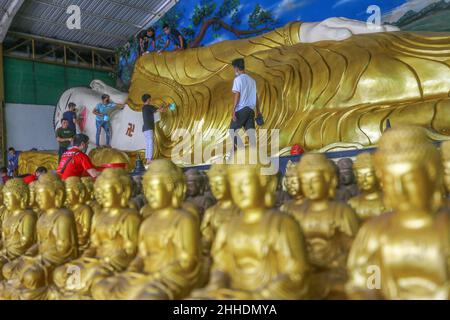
87, 168, 100, 178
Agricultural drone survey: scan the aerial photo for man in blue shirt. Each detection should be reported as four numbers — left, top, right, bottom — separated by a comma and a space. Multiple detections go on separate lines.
7, 147, 21, 177
93, 94, 125, 147
158, 24, 187, 54
63, 102, 78, 133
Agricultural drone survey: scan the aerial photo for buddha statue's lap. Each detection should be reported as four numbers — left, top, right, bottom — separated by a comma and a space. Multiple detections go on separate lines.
91, 160, 201, 300
292, 154, 360, 299
51, 169, 141, 299
191, 153, 310, 300
346, 126, 450, 300
1, 174, 78, 300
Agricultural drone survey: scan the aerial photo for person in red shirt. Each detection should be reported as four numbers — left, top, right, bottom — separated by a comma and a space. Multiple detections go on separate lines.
0, 167, 10, 184
57, 134, 100, 180
23, 167, 48, 184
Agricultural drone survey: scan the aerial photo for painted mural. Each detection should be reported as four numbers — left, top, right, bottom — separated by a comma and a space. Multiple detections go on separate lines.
116, 0, 450, 89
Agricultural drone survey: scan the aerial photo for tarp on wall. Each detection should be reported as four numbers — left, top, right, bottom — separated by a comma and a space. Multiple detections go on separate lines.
5, 103, 58, 151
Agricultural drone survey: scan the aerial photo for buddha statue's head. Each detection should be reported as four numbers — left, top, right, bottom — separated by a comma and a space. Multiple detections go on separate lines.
440, 141, 450, 195
36, 173, 65, 211
143, 160, 185, 210
28, 181, 38, 209
284, 160, 302, 198
298, 154, 337, 201
227, 157, 277, 211
353, 153, 379, 193
185, 169, 204, 198
3, 179, 29, 211
337, 158, 355, 187
65, 177, 86, 207
207, 164, 231, 201
374, 126, 442, 213
94, 169, 132, 209
81, 177, 95, 201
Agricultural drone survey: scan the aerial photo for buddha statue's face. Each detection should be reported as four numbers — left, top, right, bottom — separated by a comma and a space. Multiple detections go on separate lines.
143, 176, 172, 210
300, 171, 330, 201
443, 161, 450, 194
209, 175, 230, 201
65, 185, 80, 207
381, 162, 433, 212
186, 178, 201, 197
229, 170, 263, 210
29, 187, 36, 207
3, 190, 21, 211
284, 175, 301, 197
36, 186, 58, 211
95, 180, 122, 209
355, 168, 378, 192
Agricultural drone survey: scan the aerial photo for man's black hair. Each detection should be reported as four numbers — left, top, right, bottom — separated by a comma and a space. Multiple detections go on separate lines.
232, 58, 245, 71
0, 167, 7, 174
73, 134, 90, 147
147, 27, 155, 33
101, 94, 110, 100
142, 94, 151, 103
61, 118, 70, 122
68, 102, 76, 109
8, 147, 15, 152
163, 24, 170, 30
35, 167, 48, 174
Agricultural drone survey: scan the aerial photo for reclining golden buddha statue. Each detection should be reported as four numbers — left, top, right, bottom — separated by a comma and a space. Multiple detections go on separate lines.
125, 18, 450, 161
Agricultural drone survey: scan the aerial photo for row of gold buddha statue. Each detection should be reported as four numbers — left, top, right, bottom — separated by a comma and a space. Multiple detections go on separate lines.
0, 125, 449, 300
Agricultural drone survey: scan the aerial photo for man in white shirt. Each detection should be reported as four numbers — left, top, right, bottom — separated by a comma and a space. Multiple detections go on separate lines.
230, 58, 262, 150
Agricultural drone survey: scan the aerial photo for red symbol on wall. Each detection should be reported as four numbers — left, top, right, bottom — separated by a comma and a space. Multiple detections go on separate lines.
126, 123, 135, 137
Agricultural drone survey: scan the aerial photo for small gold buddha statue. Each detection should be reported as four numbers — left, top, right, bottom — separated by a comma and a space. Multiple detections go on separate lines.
64, 177, 94, 253
51, 168, 141, 299
198, 164, 240, 288
28, 181, 41, 215
0, 179, 37, 281
348, 153, 386, 222
185, 169, 216, 220
293, 154, 360, 299
440, 141, 450, 208
346, 126, 450, 300
280, 161, 305, 215
191, 151, 310, 300
91, 160, 201, 300
1, 173, 78, 300
81, 177, 101, 216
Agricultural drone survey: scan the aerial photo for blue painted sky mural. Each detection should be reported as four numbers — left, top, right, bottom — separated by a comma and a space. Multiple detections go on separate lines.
117, 0, 450, 88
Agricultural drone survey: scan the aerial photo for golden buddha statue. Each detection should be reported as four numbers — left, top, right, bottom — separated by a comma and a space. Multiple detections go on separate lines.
191, 151, 310, 300
91, 160, 200, 300
81, 177, 101, 216
280, 161, 305, 215
346, 126, 450, 300
185, 169, 216, 221
0, 184, 5, 248
1, 173, 78, 300
0, 179, 37, 281
348, 153, 386, 221
127, 19, 450, 162
440, 141, 450, 206
51, 169, 140, 299
198, 164, 240, 288
293, 154, 360, 299
64, 177, 94, 253
28, 181, 40, 214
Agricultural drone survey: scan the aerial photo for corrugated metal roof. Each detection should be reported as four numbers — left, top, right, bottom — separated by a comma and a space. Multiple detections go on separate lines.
6, 0, 177, 49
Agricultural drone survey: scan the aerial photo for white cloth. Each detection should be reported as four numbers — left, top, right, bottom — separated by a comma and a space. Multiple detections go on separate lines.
144, 130, 154, 160
232, 74, 257, 112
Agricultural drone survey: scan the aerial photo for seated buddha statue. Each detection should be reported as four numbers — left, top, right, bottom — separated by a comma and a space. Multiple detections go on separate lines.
336, 158, 359, 202
0, 184, 5, 248
348, 153, 386, 221
440, 141, 450, 208
280, 161, 305, 215
1, 173, 78, 300
126, 18, 450, 162
198, 164, 240, 288
91, 160, 201, 300
0, 179, 37, 281
293, 154, 360, 299
185, 169, 215, 221
51, 169, 141, 299
64, 177, 94, 253
28, 181, 41, 216
191, 151, 310, 300
346, 126, 450, 300
81, 177, 101, 216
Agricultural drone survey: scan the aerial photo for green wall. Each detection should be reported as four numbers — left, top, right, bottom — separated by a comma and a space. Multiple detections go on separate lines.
4, 57, 116, 105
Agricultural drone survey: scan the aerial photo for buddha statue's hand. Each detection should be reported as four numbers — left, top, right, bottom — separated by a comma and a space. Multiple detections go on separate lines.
300, 17, 399, 43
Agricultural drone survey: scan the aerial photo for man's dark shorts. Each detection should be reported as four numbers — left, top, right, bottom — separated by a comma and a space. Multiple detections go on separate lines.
230, 107, 256, 131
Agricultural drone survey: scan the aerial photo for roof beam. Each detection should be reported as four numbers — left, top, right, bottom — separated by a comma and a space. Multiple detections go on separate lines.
0, 0, 25, 42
